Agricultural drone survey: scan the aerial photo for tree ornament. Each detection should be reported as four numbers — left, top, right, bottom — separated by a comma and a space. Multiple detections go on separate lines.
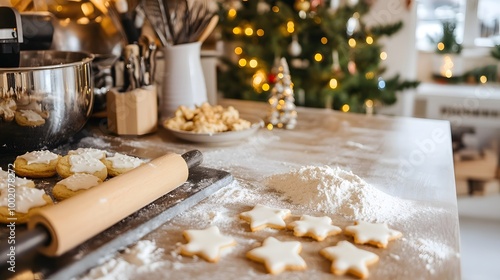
347, 0, 359, 7
266, 58, 297, 130
257, 1, 271, 14
348, 60, 357, 74
288, 35, 302, 57
346, 16, 360, 36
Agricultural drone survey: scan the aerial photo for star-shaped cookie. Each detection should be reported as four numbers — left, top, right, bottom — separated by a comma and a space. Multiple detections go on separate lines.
239, 204, 291, 231
246, 237, 307, 275
288, 215, 342, 241
345, 221, 402, 248
180, 226, 236, 262
320, 240, 379, 279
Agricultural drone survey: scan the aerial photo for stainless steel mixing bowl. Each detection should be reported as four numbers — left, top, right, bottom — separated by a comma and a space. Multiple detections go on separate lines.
0, 51, 94, 155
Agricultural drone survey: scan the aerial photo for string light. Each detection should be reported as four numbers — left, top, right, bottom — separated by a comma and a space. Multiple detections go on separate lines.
314, 53, 323, 62
342, 104, 350, 112
380, 51, 388, 60
480, 75, 487, 83
272, 6, 280, 12
233, 27, 242, 35
365, 99, 374, 108
257, 29, 265, 36
348, 38, 356, 47
244, 27, 254, 36
228, 8, 237, 19
267, 123, 274, 130
366, 36, 373, 44
321, 37, 328, 44
365, 72, 374, 79
249, 59, 258, 68
238, 58, 247, 67
437, 42, 445, 51
287, 21, 295, 33
329, 78, 338, 89
262, 83, 270, 91
440, 55, 454, 78
234, 47, 242, 55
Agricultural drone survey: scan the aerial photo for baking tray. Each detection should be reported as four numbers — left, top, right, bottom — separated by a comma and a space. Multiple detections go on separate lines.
0, 163, 233, 280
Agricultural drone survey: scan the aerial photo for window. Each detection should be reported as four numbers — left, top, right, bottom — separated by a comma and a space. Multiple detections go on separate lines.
416, 0, 500, 50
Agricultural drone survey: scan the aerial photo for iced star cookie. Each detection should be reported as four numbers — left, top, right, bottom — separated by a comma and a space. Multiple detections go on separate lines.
14, 150, 61, 178
239, 204, 291, 231
287, 215, 342, 241
68, 148, 107, 160
320, 240, 379, 279
180, 226, 236, 262
345, 221, 402, 248
246, 237, 307, 275
52, 174, 103, 200
56, 154, 108, 181
14, 109, 46, 127
102, 153, 144, 177
0, 186, 53, 224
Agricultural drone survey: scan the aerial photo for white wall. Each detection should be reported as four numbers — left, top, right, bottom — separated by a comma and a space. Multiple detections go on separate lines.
363, 0, 418, 117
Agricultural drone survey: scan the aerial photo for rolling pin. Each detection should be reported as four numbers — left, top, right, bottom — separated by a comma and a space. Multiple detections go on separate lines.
0, 150, 202, 261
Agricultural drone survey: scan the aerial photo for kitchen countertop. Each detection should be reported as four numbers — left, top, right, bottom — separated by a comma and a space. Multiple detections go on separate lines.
18, 100, 463, 279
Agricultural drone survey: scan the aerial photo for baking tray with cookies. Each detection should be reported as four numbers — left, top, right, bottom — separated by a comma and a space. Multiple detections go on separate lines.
0, 144, 233, 280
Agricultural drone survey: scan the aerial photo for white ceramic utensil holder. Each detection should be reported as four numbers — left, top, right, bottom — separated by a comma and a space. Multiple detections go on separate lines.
160, 42, 207, 121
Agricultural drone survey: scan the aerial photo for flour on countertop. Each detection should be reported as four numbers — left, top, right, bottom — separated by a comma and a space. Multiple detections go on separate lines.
81, 240, 164, 280
266, 165, 418, 222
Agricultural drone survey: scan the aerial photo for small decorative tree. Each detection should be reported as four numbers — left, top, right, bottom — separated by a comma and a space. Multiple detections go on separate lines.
266, 57, 297, 130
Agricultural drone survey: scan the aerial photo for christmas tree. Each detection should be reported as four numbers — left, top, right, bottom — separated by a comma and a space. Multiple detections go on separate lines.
216, 0, 419, 113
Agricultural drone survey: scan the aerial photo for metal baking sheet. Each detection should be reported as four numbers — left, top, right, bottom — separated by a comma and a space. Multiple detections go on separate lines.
0, 165, 233, 280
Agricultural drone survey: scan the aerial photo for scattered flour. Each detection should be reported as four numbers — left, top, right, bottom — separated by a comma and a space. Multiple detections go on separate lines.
81, 240, 164, 280
266, 165, 417, 222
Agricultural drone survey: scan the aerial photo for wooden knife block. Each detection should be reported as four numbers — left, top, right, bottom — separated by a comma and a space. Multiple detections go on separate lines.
107, 86, 158, 135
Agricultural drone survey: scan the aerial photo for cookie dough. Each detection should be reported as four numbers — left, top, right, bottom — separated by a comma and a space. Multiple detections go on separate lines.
52, 173, 103, 200
14, 150, 61, 178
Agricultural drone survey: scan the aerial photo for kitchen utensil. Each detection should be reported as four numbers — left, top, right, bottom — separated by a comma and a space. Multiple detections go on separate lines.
92, 53, 119, 112
197, 15, 219, 43
0, 50, 94, 155
0, 7, 23, 67
142, 0, 169, 46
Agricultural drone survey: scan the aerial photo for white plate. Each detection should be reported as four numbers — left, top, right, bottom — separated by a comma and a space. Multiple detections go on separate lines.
164, 115, 264, 143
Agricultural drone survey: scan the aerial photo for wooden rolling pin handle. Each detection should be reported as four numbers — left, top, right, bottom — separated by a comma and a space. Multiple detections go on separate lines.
27, 151, 201, 256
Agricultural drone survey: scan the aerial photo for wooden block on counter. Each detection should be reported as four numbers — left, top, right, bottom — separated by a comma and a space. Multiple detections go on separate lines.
455, 179, 470, 196
471, 179, 500, 196
454, 149, 498, 180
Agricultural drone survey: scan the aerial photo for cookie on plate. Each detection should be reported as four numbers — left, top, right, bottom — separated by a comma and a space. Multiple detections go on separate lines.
0, 187, 53, 224
52, 173, 103, 200
14, 150, 61, 178
56, 154, 108, 181
102, 153, 144, 177
68, 148, 107, 160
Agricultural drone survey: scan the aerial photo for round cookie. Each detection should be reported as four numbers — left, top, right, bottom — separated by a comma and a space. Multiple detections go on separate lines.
14, 151, 61, 178
68, 148, 107, 160
102, 153, 144, 177
56, 154, 108, 181
53, 173, 103, 201
14, 109, 45, 127
0, 99, 16, 122
0, 187, 53, 224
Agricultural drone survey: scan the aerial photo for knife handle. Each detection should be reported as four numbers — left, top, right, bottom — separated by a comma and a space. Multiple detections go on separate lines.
28, 151, 195, 256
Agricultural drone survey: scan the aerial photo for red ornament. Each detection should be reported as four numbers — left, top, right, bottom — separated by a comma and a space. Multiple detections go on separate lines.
268, 73, 277, 84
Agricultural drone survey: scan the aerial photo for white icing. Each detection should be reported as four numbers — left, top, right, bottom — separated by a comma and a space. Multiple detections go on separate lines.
288, 215, 342, 241
0, 168, 8, 179
13, 177, 34, 188
69, 148, 107, 160
320, 241, 379, 277
58, 173, 101, 191
20, 109, 44, 122
181, 226, 235, 262
239, 204, 290, 231
246, 237, 306, 274
18, 150, 59, 165
0, 173, 34, 189
69, 154, 106, 174
0, 186, 47, 213
107, 153, 143, 169
345, 221, 403, 248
